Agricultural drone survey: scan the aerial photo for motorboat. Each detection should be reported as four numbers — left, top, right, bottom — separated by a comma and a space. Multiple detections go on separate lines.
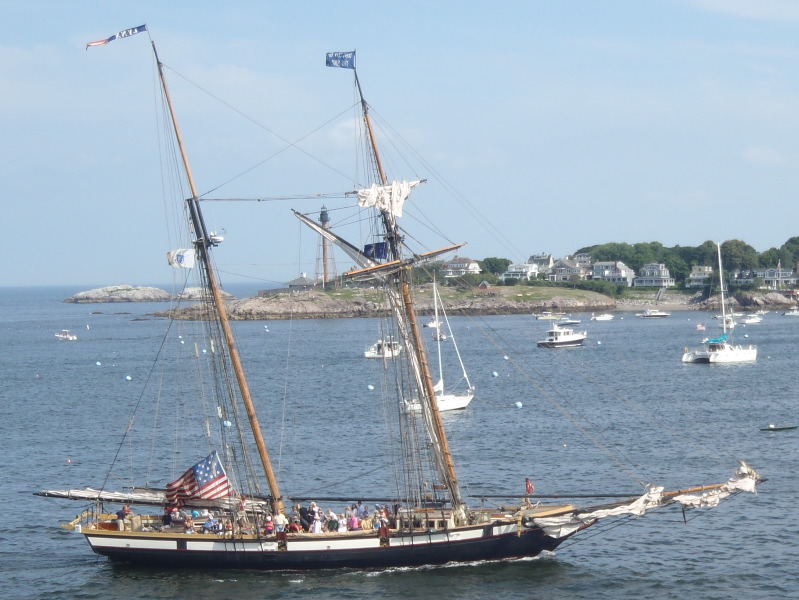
55, 329, 78, 341
556, 317, 581, 326
740, 314, 762, 325
534, 311, 565, 320
364, 338, 402, 359
537, 324, 587, 348
636, 309, 670, 318
590, 313, 613, 321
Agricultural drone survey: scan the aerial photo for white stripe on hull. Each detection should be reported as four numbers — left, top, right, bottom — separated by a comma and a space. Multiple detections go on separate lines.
86, 522, 521, 555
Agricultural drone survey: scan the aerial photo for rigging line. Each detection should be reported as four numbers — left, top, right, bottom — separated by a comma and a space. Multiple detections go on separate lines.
537, 308, 736, 469
160, 63, 360, 196
555, 513, 642, 550
98, 270, 193, 494
276, 296, 296, 480
293, 462, 392, 500
367, 108, 528, 262
214, 269, 286, 287
202, 193, 350, 202
461, 311, 649, 487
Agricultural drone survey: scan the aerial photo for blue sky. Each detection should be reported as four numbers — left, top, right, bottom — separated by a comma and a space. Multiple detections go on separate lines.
4, 0, 799, 288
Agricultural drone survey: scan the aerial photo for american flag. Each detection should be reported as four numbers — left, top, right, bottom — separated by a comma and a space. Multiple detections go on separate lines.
166, 451, 233, 506
86, 24, 147, 50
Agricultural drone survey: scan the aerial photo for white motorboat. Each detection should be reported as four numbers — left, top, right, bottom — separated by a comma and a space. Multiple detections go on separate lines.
55, 329, 78, 341
636, 309, 671, 318
537, 324, 587, 348
590, 313, 614, 321
534, 311, 565, 320
740, 314, 762, 325
364, 337, 402, 359
556, 317, 581, 326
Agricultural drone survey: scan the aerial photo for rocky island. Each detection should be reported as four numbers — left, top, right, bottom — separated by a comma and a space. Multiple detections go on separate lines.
64, 284, 171, 303
66, 283, 798, 320
161, 286, 618, 320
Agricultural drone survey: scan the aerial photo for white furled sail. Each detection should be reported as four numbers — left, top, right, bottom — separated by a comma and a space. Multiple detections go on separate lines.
356, 180, 422, 218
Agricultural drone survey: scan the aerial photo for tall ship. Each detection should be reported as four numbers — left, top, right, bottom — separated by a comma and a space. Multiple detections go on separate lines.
37, 28, 761, 570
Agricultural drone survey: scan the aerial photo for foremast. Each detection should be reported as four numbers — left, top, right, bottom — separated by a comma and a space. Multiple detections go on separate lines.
152, 42, 285, 515
351, 68, 466, 518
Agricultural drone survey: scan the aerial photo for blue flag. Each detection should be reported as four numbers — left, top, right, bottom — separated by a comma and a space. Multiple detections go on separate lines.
326, 51, 356, 69
86, 24, 147, 50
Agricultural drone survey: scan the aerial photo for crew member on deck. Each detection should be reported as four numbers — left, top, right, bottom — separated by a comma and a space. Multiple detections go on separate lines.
116, 504, 133, 530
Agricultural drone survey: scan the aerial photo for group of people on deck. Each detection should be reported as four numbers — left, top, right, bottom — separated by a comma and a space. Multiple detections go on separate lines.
159, 506, 234, 535
283, 500, 394, 535
115, 499, 397, 536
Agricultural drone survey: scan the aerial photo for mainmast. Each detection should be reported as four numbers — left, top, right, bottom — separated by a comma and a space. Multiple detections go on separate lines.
352, 65, 465, 514
152, 42, 284, 515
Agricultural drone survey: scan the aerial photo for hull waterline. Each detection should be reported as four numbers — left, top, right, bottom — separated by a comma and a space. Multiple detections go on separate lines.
84, 525, 567, 569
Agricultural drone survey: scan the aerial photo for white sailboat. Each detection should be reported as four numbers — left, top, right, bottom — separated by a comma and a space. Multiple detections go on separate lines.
404, 279, 474, 412
36, 32, 762, 571
682, 243, 757, 364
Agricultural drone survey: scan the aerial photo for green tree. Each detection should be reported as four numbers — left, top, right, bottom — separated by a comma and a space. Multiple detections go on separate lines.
479, 257, 511, 275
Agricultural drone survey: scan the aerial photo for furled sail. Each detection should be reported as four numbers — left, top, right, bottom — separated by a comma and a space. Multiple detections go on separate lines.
533, 462, 759, 539
356, 180, 422, 218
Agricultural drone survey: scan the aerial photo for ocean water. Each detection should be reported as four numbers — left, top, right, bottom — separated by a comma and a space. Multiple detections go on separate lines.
2, 285, 797, 600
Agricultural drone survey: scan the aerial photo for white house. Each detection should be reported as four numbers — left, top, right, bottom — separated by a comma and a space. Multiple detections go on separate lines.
527, 253, 554, 271
633, 263, 675, 288
549, 259, 589, 282
685, 265, 713, 288
591, 261, 636, 287
501, 262, 539, 282
442, 256, 481, 278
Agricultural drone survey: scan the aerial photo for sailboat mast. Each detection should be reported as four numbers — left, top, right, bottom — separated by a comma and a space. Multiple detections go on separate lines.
152, 42, 284, 515
434, 279, 444, 384
717, 242, 727, 335
353, 68, 464, 512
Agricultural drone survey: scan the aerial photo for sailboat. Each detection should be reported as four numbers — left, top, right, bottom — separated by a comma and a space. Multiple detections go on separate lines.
404, 279, 474, 412
682, 242, 757, 364
36, 34, 762, 570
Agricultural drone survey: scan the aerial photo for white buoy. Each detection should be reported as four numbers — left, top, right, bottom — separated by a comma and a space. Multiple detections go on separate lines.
223, 420, 232, 427
492, 371, 499, 377
515, 401, 523, 408
125, 375, 132, 381
95, 361, 101, 366
367, 384, 374, 390
597, 340, 602, 345
503, 355, 509, 360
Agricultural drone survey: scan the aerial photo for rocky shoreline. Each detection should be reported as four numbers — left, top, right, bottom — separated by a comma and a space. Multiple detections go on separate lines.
65, 284, 798, 320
